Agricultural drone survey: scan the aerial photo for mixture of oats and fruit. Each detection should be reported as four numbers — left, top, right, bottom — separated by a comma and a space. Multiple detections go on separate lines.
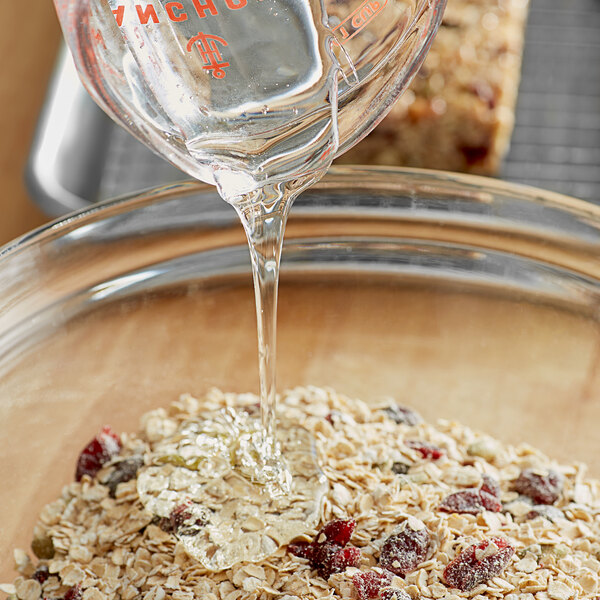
2, 387, 600, 600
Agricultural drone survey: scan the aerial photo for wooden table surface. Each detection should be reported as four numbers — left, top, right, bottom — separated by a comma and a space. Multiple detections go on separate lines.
0, 4, 62, 245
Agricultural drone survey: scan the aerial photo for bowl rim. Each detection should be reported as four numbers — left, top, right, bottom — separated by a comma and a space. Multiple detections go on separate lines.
3, 166, 600, 261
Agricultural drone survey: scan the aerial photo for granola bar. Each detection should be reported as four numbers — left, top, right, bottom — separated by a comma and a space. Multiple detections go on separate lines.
3, 386, 600, 600
337, 0, 530, 175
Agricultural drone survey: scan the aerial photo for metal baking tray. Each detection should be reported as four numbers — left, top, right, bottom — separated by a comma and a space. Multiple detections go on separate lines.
27, 0, 600, 216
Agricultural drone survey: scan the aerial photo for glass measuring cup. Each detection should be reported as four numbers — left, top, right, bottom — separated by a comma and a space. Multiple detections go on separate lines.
49, 0, 447, 569
53, 0, 446, 197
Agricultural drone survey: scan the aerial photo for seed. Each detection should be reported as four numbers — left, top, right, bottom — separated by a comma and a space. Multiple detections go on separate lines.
31, 536, 55, 560
104, 457, 143, 498
391, 462, 410, 475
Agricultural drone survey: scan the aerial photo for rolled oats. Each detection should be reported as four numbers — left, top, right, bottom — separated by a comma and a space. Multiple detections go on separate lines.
3, 387, 600, 600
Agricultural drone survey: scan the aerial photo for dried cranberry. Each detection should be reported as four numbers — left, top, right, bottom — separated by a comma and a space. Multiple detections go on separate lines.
319, 518, 356, 546
526, 505, 563, 522
439, 490, 501, 515
479, 491, 502, 512
170, 503, 194, 529
64, 585, 82, 600
405, 440, 443, 460
380, 587, 412, 600
32, 565, 49, 584
460, 145, 490, 166
288, 541, 313, 559
310, 542, 340, 571
312, 543, 361, 577
480, 474, 501, 499
288, 518, 361, 578
160, 501, 207, 535
353, 571, 393, 600
443, 537, 514, 591
384, 405, 422, 426
75, 425, 122, 482
512, 469, 563, 505
105, 457, 143, 498
326, 545, 361, 577
379, 524, 430, 576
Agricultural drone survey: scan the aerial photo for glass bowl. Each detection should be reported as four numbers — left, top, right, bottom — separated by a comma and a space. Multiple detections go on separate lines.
1, 166, 599, 582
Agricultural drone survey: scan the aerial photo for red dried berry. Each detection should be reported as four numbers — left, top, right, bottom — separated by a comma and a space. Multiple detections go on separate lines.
380, 587, 412, 600
64, 585, 82, 600
170, 502, 194, 529
311, 542, 361, 577
288, 519, 361, 578
311, 542, 341, 571
328, 546, 362, 576
405, 440, 443, 460
512, 469, 563, 505
443, 537, 514, 591
288, 541, 313, 559
75, 426, 122, 482
160, 501, 208, 536
439, 489, 501, 515
32, 565, 49, 584
480, 474, 501, 499
353, 570, 393, 600
319, 518, 356, 547
379, 524, 430, 576
526, 505, 563, 522
479, 490, 502, 512
384, 405, 422, 426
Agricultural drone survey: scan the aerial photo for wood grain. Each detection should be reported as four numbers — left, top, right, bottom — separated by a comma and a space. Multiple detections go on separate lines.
0, 4, 61, 244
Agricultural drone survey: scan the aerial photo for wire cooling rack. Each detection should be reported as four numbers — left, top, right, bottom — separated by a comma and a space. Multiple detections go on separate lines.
500, 0, 600, 202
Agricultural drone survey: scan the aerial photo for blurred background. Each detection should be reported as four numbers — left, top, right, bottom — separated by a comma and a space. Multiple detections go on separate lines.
1, 0, 598, 244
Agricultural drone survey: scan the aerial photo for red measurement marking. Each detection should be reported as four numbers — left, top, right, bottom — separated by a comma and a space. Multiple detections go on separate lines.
191, 0, 218, 18
112, 6, 125, 26
187, 32, 230, 79
333, 0, 387, 43
320, 146, 333, 160
224, 0, 247, 8
136, 4, 160, 24
111, 0, 220, 26
165, 2, 188, 21
92, 28, 107, 49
